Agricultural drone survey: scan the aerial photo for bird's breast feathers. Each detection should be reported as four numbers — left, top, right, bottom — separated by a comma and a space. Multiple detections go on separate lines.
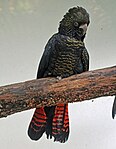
46, 34, 85, 77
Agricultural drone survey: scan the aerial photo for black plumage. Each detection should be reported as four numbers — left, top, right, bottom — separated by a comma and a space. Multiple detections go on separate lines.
28, 6, 90, 143
112, 96, 116, 119
37, 33, 89, 79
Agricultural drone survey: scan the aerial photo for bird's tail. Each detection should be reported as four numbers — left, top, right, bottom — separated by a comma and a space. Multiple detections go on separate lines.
112, 96, 116, 119
28, 108, 47, 140
52, 104, 69, 143
28, 104, 69, 143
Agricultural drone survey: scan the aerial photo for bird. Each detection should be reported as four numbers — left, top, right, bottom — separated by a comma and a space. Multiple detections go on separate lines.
112, 96, 116, 119
28, 6, 90, 143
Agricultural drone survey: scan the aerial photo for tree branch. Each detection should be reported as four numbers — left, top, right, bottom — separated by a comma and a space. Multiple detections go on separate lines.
0, 66, 116, 118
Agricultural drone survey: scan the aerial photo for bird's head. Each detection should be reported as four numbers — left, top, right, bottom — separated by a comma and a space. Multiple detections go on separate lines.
58, 6, 90, 41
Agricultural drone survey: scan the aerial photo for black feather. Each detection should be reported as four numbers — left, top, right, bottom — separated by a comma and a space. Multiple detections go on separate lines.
112, 96, 116, 119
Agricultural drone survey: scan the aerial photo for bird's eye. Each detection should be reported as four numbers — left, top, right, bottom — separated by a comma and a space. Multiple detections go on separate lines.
74, 22, 79, 27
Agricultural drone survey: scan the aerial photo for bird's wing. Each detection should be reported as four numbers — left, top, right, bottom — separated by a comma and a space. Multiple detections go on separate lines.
28, 34, 57, 141
81, 47, 89, 71
37, 34, 57, 78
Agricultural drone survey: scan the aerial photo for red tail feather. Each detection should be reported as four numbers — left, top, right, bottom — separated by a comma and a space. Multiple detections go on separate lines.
52, 104, 69, 143
28, 104, 69, 143
28, 108, 47, 140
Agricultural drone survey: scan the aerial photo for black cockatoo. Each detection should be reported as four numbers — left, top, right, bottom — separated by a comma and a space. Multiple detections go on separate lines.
28, 6, 90, 143
112, 96, 116, 119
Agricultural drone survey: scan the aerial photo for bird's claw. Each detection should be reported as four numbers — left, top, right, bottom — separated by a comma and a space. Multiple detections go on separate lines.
56, 76, 62, 80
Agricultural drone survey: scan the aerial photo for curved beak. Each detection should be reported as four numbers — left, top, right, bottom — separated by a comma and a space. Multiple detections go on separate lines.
79, 23, 88, 35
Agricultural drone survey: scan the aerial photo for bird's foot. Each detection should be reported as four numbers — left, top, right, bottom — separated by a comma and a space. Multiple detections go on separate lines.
56, 76, 62, 80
